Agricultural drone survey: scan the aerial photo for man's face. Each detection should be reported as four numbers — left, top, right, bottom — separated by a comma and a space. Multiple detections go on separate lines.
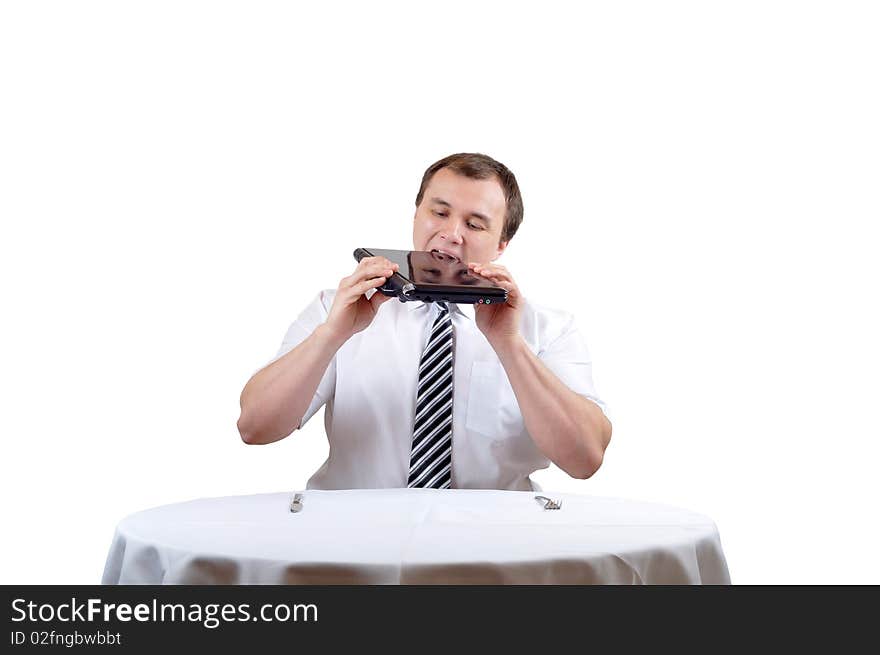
413, 167, 509, 266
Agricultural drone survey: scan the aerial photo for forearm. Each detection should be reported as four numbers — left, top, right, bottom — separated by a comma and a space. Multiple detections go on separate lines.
238, 323, 346, 445
494, 336, 612, 478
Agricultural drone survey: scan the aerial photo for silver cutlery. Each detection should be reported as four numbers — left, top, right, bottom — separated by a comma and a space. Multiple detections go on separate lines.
535, 495, 562, 510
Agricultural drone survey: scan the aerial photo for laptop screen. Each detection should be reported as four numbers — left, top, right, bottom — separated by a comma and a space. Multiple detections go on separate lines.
367, 248, 498, 289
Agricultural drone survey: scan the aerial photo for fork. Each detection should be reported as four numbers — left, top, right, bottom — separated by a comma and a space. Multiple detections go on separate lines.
534, 495, 562, 510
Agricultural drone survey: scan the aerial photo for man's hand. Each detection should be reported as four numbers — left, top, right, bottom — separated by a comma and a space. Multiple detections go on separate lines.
467, 261, 523, 353
324, 256, 398, 343
468, 261, 610, 479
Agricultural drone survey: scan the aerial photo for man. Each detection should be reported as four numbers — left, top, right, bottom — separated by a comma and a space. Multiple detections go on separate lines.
237, 153, 611, 490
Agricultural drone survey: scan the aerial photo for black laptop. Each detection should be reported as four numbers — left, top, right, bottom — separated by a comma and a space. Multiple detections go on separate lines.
354, 248, 509, 305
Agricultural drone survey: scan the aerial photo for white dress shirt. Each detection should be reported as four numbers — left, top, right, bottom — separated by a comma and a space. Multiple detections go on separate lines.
271, 290, 607, 491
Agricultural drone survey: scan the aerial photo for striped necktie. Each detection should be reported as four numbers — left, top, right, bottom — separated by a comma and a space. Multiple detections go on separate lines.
408, 302, 454, 489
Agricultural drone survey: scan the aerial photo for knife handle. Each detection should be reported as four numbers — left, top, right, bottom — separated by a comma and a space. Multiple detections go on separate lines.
289, 493, 304, 513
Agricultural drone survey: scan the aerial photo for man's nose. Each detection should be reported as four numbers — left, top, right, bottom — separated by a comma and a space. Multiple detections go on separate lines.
442, 221, 464, 244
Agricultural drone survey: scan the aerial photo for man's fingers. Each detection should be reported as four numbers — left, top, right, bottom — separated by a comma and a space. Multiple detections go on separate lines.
357, 256, 398, 274
468, 264, 511, 284
353, 275, 390, 296
358, 258, 398, 279
467, 263, 519, 304
342, 259, 398, 290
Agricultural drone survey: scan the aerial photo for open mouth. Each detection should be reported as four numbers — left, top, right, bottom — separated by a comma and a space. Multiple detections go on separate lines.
430, 248, 461, 263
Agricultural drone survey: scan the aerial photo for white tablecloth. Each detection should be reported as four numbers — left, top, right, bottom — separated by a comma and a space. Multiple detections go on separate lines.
102, 489, 731, 585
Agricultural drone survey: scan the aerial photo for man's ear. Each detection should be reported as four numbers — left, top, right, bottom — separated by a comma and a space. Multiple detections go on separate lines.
493, 239, 509, 260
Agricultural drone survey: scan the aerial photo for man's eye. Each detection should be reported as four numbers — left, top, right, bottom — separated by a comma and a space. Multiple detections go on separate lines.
432, 210, 448, 218
467, 222, 484, 230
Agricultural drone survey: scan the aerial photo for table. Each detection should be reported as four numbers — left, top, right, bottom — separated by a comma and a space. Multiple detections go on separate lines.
102, 489, 731, 584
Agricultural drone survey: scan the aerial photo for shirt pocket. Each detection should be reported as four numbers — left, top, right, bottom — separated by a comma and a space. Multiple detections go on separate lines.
465, 360, 522, 437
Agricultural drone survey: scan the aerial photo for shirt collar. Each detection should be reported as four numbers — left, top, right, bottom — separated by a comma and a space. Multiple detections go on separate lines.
406, 300, 475, 321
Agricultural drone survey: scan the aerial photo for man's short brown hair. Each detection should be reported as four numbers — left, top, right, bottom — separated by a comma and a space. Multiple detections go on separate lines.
415, 153, 523, 244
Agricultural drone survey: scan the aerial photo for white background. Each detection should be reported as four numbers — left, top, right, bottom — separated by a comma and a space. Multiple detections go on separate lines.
1, 1, 878, 584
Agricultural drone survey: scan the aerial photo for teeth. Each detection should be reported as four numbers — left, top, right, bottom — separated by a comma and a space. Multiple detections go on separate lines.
432, 249, 459, 262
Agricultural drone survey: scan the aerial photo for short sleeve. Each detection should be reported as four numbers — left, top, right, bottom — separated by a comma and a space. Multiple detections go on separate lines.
267, 289, 337, 429
537, 313, 609, 417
